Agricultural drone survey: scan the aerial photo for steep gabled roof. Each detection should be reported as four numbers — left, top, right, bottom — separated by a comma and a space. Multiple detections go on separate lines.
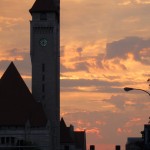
60, 118, 67, 128
29, 0, 57, 13
60, 118, 74, 143
60, 118, 86, 150
0, 62, 47, 127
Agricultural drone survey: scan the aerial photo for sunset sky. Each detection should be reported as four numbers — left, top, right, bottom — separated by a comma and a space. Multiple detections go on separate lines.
1, 0, 150, 149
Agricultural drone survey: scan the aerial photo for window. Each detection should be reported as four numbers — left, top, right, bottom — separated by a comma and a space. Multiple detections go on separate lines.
40, 13, 47, 20
42, 64, 45, 72
11, 137, 15, 145
42, 74, 45, 81
42, 84, 45, 93
148, 131, 150, 143
42, 95, 45, 99
64, 146, 69, 150
1, 137, 5, 144
20, 140, 24, 146
6, 137, 9, 144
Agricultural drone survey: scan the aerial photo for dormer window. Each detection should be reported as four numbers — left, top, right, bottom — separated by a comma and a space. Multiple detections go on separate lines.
40, 13, 47, 20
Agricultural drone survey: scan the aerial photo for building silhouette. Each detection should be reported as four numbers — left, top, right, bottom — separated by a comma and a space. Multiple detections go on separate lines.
0, 0, 86, 150
115, 145, 121, 150
29, 0, 60, 149
126, 137, 143, 150
125, 122, 150, 150
0, 62, 49, 149
141, 123, 150, 150
60, 118, 86, 150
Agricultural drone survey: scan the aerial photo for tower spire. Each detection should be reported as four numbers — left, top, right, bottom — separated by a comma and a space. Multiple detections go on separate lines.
29, 0, 58, 13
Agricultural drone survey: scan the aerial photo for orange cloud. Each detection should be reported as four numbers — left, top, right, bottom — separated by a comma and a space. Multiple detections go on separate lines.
75, 128, 85, 132
22, 75, 31, 79
117, 128, 122, 133
0, 49, 25, 61
95, 120, 106, 126
122, 16, 140, 24
86, 128, 101, 136
135, 0, 150, 4
118, 1, 131, 6
117, 127, 132, 134
125, 117, 143, 128
0, 16, 24, 27
76, 120, 85, 126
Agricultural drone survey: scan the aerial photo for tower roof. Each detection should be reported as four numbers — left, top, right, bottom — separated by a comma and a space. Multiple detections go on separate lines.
60, 118, 86, 150
60, 117, 67, 128
0, 62, 47, 127
29, 0, 57, 13
60, 118, 74, 143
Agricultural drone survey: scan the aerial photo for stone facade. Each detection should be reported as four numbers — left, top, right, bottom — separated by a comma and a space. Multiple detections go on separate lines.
0, 1, 87, 150
0, 62, 50, 150
60, 118, 86, 150
0, 126, 50, 150
30, 0, 60, 150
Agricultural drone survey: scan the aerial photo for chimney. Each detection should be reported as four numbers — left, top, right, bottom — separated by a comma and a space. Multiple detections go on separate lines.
90, 145, 95, 150
115, 145, 121, 150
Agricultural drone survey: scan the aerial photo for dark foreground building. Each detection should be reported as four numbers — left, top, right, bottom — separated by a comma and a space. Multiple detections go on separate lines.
0, 0, 87, 149
60, 118, 86, 150
126, 137, 144, 150
0, 63, 86, 150
0, 62, 50, 149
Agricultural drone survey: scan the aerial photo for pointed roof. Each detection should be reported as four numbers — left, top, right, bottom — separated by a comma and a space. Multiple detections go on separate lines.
0, 62, 47, 127
60, 118, 74, 143
60, 117, 67, 128
60, 118, 86, 150
29, 0, 57, 13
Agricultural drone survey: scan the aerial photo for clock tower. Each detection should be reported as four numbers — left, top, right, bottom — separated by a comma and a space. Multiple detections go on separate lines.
29, 0, 60, 150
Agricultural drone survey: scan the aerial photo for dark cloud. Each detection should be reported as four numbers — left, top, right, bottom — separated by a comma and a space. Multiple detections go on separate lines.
76, 47, 83, 53
102, 75, 121, 80
106, 95, 129, 110
111, 58, 127, 70
143, 73, 150, 78
60, 64, 70, 73
60, 79, 125, 93
96, 54, 105, 69
75, 62, 89, 72
60, 61, 89, 73
61, 79, 122, 87
105, 36, 150, 65
76, 47, 83, 57
104, 93, 150, 111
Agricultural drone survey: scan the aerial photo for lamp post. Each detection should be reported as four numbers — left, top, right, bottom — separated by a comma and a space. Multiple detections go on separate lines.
124, 87, 150, 150
124, 87, 150, 96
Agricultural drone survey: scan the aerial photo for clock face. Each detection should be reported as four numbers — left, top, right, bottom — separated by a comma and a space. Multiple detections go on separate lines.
40, 39, 47, 47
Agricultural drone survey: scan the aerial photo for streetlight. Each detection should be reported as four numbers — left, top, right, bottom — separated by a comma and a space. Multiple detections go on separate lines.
124, 87, 150, 96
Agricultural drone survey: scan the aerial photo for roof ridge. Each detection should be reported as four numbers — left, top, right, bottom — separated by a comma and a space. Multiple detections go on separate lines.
1, 62, 21, 79
60, 117, 67, 127
0, 62, 29, 91
0, 62, 47, 126
29, 0, 57, 13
